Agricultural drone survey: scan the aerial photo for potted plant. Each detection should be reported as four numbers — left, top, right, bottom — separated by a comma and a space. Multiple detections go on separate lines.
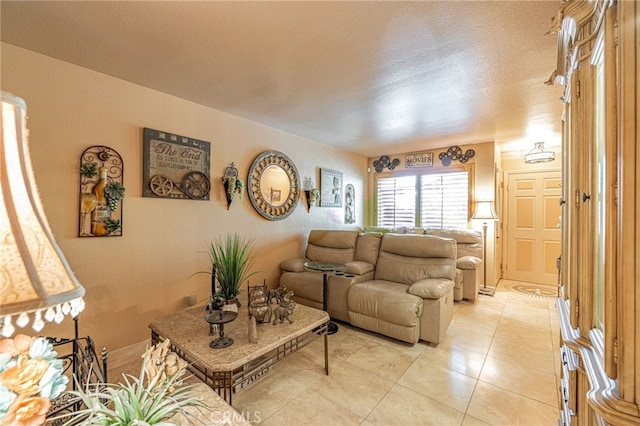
51, 339, 208, 425
203, 234, 258, 307
222, 176, 244, 209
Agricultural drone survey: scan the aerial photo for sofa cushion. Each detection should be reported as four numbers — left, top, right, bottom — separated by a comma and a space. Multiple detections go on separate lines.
457, 255, 482, 270
348, 280, 423, 326
407, 278, 454, 299
426, 228, 482, 259
374, 234, 457, 284
280, 257, 307, 272
354, 232, 382, 265
345, 260, 375, 275
305, 230, 359, 264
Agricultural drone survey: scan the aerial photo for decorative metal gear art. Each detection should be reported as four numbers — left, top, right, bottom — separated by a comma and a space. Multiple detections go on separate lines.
373, 155, 400, 172
438, 146, 475, 166
149, 172, 211, 199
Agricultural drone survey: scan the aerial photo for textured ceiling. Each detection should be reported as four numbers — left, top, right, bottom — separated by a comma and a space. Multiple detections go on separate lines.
1, 1, 564, 158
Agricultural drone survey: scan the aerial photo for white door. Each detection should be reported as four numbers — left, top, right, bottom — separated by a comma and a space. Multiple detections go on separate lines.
505, 171, 562, 285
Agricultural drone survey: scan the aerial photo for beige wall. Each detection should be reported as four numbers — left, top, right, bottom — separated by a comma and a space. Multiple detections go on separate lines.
1, 43, 367, 351
364, 142, 499, 286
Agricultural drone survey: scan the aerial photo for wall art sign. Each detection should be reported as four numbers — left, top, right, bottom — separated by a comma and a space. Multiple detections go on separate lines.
344, 183, 355, 224
405, 152, 434, 168
143, 128, 211, 200
320, 168, 343, 208
79, 146, 125, 237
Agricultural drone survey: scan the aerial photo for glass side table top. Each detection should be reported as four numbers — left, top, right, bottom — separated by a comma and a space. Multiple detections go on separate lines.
303, 261, 346, 272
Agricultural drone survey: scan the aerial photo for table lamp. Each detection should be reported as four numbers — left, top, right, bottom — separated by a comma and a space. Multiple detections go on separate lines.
1, 91, 85, 337
472, 200, 499, 296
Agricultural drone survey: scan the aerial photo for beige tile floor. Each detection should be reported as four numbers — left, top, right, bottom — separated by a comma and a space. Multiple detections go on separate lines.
110, 279, 560, 425
232, 279, 560, 426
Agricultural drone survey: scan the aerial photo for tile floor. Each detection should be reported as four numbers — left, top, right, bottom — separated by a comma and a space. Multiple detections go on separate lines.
232, 279, 560, 425
110, 279, 560, 425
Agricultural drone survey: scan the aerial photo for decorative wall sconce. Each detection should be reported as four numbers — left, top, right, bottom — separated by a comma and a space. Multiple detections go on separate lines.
222, 163, 244, 209
373, 155, 400, 172
524, 142, 555, 163
439, 146, 475, 166
303, 177, 319, 211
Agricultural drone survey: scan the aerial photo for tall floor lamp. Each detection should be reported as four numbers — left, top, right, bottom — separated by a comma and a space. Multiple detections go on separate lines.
1, 91, 85, 337
472, 200, 499, 296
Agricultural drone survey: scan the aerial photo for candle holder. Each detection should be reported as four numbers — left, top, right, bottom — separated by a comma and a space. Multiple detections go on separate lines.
205, 310, 238, 349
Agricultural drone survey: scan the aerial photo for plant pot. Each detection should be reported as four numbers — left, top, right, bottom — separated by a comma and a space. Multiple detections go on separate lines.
224, 180, 233, 209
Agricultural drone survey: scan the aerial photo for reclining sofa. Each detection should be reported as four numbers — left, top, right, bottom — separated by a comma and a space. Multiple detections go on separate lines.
279, 230, 457, 344
363, 226, 484, 301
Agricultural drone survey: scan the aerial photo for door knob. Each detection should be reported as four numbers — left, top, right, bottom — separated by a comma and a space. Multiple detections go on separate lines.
559, 198, 566, 206
582, 193, 591, 202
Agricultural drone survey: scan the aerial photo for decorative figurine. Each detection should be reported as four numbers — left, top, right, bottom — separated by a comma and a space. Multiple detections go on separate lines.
272, 289, 296, 325
248, 281, 272, 323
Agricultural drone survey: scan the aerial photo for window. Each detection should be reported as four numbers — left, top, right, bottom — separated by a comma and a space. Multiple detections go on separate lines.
376, 169, 471, 229
377, 175, 416, 227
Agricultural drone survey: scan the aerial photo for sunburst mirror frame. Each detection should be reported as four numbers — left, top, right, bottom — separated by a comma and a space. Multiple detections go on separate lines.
247, 150, 300, 220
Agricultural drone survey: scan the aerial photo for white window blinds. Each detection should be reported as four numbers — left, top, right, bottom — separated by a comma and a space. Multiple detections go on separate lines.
376, 175, 416, 228
420, 171, 469, 229
376, 170, 470, 229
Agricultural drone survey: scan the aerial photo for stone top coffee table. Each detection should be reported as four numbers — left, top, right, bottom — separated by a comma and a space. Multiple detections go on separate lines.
149, 303, 329, 405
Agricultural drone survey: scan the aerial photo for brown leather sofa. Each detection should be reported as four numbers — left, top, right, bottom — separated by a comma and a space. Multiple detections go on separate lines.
279, 230, 456, 344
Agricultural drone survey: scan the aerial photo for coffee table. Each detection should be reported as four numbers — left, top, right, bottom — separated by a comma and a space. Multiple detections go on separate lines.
149, 303, 329, 405
303, 261, 346, 335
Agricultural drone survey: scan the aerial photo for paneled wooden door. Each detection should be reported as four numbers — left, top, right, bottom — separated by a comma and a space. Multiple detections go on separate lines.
504, 170, 562, 285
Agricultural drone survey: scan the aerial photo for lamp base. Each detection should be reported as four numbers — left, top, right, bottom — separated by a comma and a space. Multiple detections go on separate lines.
478, 286, 496, 297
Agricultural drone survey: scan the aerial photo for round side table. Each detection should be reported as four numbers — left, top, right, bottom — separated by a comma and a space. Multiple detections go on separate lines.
303, 261, 346, 335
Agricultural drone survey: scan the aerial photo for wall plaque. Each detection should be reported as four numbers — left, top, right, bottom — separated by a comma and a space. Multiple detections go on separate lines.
143, 128, 211, 200
405, 152, 434, 168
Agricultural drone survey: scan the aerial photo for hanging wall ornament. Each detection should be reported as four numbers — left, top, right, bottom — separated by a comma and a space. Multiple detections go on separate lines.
438, 146, 475, 166
344, 184, 355, 224
79, 146, 125, 237
373, 155, 400, 172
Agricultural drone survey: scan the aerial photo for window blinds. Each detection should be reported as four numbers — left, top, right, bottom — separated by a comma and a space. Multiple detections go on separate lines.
376, 171, 469, 229
376, 175, 416, 228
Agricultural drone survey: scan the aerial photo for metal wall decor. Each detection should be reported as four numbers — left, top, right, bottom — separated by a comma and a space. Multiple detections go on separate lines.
247, 150, 300, 220
438, 146, 475, 166
143, 128, 211, 200
222, 162, 244, 209
79, 145, 125, 237
344, 184, 355, 224
373, 155, 400, 172
320, 168, 343, 207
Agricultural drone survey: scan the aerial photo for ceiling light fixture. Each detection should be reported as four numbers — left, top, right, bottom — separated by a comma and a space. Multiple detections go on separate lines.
524, 142, 555, 164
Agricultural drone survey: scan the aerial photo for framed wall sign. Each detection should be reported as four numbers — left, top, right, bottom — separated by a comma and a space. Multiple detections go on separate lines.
320, 168, 343, 207
405, 152, 434, 168
143, 128, 211, 200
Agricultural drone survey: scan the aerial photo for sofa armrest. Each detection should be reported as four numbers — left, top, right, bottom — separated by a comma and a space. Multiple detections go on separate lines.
345, 261, 375, 275
457, 256, 482, 270
280, 257, 309, 272
407, 278, 454, 299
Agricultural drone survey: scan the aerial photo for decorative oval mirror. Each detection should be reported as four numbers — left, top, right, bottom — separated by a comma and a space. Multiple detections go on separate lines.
247, 150, 300, 220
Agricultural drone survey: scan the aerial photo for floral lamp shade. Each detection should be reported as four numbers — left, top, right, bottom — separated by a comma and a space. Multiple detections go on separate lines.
1, 92, 85, 337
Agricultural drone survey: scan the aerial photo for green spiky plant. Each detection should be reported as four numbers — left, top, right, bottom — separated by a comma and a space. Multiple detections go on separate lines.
205, 233, 258, 302
52, 343, 208, 425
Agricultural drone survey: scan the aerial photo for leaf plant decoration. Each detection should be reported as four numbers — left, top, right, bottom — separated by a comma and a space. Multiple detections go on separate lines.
52, 340, 208, 425
203, 234, 258, 302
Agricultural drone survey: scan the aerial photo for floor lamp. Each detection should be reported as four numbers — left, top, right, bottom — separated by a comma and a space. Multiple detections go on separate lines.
472, 200, 499, 296
1, 91, 86, 337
